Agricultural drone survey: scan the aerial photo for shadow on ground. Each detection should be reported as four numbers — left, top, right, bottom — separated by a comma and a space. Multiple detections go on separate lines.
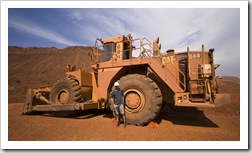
40, 109, 109, 120
37, 105, 218, 128
154, 104, 219, 128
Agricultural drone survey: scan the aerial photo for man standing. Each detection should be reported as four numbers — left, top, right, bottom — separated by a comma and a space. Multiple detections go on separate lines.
110, 82, 127, 128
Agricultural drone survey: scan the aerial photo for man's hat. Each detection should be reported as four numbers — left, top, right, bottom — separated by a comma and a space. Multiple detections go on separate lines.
114, 82, 119, 86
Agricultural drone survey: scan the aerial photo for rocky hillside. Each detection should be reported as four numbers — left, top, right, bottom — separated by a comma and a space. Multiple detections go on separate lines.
8, 46, 93, 103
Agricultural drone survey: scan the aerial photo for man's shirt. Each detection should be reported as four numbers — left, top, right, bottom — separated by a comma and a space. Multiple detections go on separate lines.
110, 89, 124, 105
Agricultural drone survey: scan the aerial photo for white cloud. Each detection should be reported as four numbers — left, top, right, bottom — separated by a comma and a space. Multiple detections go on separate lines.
8, 14, 82, 46
62, 8, 239, 76
69, 10, 83, 21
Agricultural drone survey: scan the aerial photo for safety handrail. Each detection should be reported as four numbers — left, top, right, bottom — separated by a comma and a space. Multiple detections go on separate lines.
139, 38, 186, 91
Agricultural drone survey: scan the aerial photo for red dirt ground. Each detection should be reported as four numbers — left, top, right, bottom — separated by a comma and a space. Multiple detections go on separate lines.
8, 46, 240, 141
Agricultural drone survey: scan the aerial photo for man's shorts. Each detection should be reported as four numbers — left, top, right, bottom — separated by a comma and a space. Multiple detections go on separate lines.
114, 103, 125, 115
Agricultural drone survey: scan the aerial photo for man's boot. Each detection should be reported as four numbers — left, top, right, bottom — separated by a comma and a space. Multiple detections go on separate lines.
116, 122, 120, 127
116, 117, 120, 127
123, 119, 127, 128
124, 122, 127, 128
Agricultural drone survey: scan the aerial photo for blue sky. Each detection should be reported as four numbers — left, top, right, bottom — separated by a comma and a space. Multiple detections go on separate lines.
8, 8, 240, 77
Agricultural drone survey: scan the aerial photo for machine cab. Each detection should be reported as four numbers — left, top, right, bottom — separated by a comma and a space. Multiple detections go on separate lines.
96, 34, 133, 62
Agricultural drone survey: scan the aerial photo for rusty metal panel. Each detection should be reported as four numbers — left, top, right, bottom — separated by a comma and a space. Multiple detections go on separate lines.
91, 73, 99, 101
32, 104, 76, 111
81, 87, 92, 101
116, 42, 124, 60
174, 92, 190, 105
188, 58, 201, 80
174, 93, 230, 107
31, 102, 102, 112
80, 70, 93, 86
98, 67, 122, 100
66, 70, 82, 84
66, 69, 93, 87
189, 80, 204, 94
98, 57, 151, 69
174, 92, 214, 107
33, 86, 52, 93
76, 102, 99, 110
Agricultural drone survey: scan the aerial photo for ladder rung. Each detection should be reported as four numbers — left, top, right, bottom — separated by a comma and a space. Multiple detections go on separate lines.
190, 98, 206, 102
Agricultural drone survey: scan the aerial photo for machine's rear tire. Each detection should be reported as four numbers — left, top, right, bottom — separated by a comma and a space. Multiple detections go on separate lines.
114, 74, 162, 126
49, 78, 82, 104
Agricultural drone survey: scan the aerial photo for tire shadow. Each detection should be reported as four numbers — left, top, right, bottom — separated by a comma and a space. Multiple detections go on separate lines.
40, 109, 109, 120
38, 104, 218, 128
154, 104, 219, 128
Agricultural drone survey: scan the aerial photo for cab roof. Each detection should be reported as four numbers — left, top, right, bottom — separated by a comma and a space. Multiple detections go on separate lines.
101, 35, 125, 44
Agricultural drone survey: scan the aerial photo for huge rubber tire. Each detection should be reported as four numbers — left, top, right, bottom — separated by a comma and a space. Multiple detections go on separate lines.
49, 78, 82, 104
114, 74, 162, 126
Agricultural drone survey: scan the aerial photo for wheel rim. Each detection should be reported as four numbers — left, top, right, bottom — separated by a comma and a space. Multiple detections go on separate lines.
56, 89, 70, 104
124, 89, 145, 113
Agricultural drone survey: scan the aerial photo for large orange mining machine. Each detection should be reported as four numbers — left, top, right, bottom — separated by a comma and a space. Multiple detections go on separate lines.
22, 34, 230, 126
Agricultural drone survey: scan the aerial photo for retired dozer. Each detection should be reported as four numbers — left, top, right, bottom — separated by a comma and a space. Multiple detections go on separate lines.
22, 34, 230, 126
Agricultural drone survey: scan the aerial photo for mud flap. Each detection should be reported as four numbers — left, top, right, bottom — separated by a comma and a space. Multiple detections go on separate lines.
214, 94, 231, 107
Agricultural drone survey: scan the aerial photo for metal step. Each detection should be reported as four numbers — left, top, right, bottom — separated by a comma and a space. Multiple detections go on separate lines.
190, 98, 206, 102
176, 102, 215, 107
